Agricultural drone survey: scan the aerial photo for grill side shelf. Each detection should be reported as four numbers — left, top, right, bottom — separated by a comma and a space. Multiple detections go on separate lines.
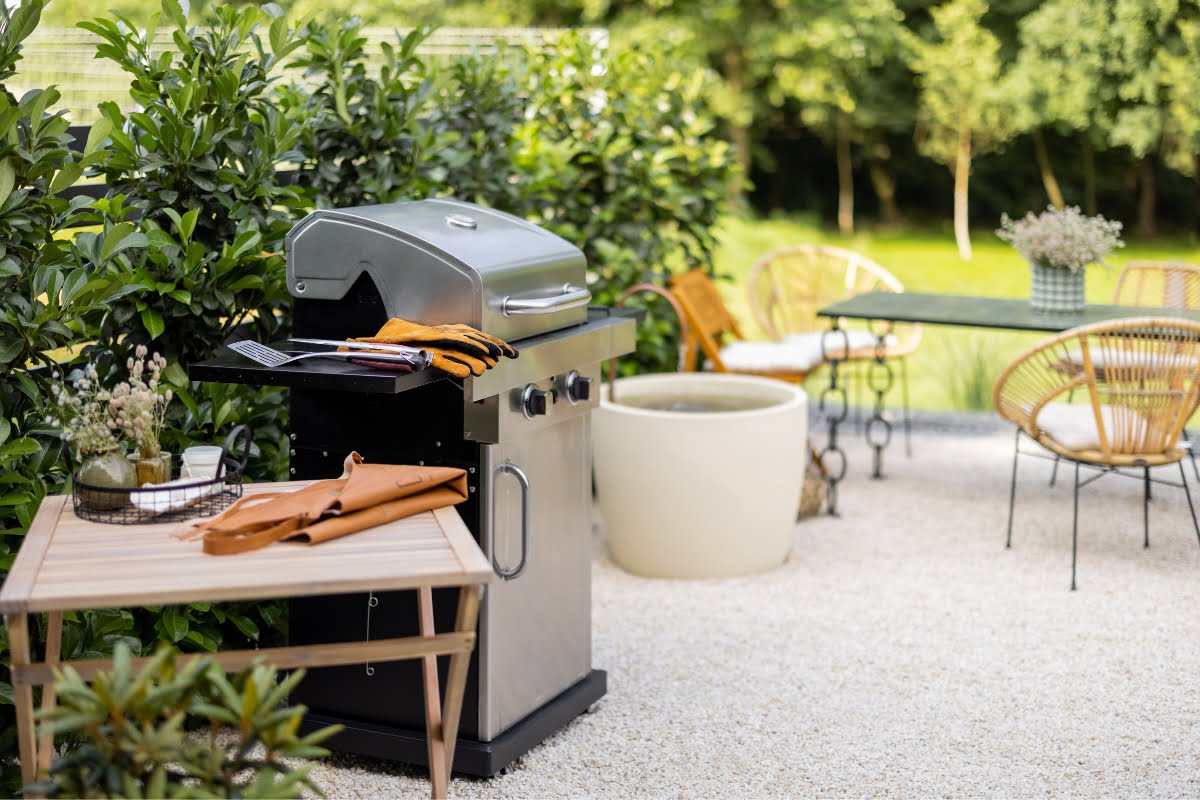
191, 345, 449, 395
191, 308, 637, 397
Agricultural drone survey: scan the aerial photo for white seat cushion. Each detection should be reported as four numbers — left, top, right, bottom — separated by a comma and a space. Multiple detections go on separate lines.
717, 330, 901, 374
1034, 402, 1181, 452
1035, 403, 1115, 451
719, 338, 825, 374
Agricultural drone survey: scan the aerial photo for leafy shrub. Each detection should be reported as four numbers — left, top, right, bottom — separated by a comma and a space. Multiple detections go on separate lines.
520, 33, 736, 374
30, 644, 339, 798
43, 0, 309, 715
423, 50, 529, 212
285, 19, 437, 208
81, 0, 306, 483
0, 0, 159, 789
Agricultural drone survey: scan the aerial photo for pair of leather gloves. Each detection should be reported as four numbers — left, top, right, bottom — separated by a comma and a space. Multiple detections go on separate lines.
352, 318, 519, 378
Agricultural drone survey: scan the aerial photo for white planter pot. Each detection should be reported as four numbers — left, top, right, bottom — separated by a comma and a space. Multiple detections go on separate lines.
593, 373, 808, 578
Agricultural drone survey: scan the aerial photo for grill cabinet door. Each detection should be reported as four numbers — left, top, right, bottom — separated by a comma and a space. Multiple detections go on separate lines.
479, 410, 592, 740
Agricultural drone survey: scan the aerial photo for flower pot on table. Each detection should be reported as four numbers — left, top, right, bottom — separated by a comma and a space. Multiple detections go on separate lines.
1030, 262, 1085, 313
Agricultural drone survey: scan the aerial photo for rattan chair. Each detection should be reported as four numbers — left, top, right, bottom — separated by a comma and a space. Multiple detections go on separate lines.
1114, 260, 1200, 308
1052, 260, 1200, 484
993, 317, 1200, 589
669, 269, 823, 383
745, 245, 922, 453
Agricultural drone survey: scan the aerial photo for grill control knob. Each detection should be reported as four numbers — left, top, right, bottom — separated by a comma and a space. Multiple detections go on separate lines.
522, 385, 556, 418
565, 371, 592, 403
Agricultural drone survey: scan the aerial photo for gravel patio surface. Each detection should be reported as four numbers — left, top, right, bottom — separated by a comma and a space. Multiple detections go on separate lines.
310, 428, 1200, 798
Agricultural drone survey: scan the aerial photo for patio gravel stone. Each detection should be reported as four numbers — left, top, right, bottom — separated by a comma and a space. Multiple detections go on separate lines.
305, 428, 1200, 798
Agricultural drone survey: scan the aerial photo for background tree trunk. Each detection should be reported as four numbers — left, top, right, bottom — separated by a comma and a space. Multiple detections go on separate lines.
869, 160, 900, 225
954, 124, 972, 260
1138, 154, 1157, 239
835, 113, 853, 235
1194, 153, 1200, 233
723, 46, 750, 208
1082, 135, 1097, 216
1032, 129, 1065, 209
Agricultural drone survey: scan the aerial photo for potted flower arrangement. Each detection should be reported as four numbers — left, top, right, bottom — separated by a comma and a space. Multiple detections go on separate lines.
50, 347, 175, 508
51, 366, 136, 509
997, 205, 1124, 313
111, 347, 174, 485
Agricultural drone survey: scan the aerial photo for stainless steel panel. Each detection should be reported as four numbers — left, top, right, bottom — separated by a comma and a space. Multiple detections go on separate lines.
463, 312, 636, 405
286, 199, 588, 342
477, 411, 593, 741
287, 214, 479, 326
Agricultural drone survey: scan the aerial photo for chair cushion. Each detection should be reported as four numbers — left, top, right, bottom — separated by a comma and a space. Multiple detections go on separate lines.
718, 330, 902, 374
1035, 403, 1115, 451
784, 330, 899, 360
719, 338, 825, 374
1034, 402, 1183, 452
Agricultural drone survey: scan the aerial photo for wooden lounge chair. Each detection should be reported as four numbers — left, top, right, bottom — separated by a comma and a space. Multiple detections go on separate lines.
669, 269, 821, 383
993, 317, 1200, 589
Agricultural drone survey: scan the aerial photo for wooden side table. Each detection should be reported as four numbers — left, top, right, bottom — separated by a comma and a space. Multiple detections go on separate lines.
0, 483, 493, 800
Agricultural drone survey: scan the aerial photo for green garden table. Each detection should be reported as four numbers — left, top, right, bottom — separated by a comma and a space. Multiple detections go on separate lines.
814, 291, 1200, 513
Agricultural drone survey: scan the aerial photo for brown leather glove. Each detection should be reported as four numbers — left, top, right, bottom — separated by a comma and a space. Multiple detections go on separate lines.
430, 323, 519, 359
425, 347, 495, 378
353, 318, 517, 360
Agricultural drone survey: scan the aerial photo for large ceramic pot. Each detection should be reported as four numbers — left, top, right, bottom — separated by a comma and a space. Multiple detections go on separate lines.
593, 373, 808, 579
1030, 262, 1085, 313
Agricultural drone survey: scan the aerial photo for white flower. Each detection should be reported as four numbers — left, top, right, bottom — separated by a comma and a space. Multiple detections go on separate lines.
996, 206, 1124, 273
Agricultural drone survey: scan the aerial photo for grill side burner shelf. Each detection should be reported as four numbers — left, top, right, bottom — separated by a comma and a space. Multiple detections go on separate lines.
191, 199, 635, 778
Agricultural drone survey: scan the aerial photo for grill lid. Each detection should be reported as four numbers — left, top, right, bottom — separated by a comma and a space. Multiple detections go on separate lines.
286, 199, 589, 342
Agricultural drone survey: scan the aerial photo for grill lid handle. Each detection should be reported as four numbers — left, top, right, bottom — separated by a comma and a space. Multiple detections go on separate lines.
502, 284, 592, 316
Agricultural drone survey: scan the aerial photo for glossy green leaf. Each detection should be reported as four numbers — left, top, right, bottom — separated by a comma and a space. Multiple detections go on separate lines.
140, 307, 165, 340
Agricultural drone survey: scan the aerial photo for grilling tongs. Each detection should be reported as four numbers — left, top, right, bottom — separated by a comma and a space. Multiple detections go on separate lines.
290, 338, 432, 362
229, 339, 431, 370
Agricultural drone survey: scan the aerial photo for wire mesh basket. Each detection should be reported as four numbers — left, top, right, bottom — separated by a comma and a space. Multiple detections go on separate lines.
71, 425, 251, 524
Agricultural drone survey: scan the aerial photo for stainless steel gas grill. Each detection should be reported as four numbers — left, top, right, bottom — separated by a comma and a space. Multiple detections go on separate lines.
191, 198, 635, 776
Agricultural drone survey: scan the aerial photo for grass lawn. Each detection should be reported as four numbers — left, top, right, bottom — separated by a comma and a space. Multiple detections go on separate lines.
708, 215, 1200, 412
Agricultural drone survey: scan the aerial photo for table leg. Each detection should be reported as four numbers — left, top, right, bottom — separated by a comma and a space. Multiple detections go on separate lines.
7, 613, 37, 787
36, 611, 63, 777
417, 586, 447, 800
441, 585, 481, 780
866, 327, 895, 480
819, 324, 850, 515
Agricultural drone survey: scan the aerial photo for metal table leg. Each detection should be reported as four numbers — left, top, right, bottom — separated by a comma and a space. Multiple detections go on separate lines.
866, 325, 896, 480
819, 325, 850, 515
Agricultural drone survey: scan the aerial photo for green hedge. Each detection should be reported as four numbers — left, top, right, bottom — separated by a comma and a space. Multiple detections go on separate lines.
0, 1, 733, 788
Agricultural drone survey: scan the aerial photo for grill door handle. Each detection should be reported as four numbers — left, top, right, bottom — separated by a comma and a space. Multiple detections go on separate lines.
490, 461, 531, 580
502, 284, 591, 316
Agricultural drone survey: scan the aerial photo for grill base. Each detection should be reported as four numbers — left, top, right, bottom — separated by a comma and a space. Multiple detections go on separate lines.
298, 669, 607, 777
